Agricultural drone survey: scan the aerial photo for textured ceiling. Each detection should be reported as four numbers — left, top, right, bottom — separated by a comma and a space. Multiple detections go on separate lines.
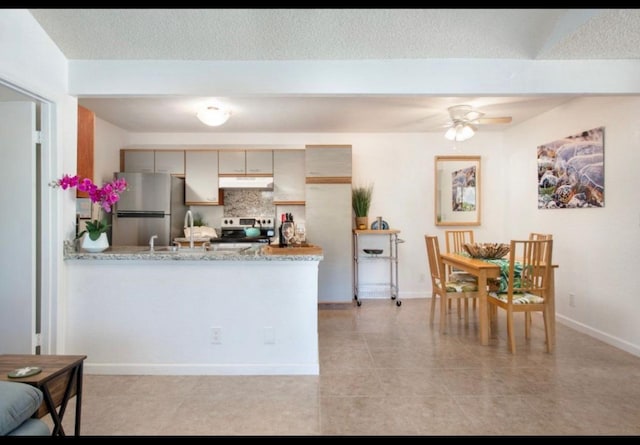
21, 8, 640, 133
28, 9, 640, 61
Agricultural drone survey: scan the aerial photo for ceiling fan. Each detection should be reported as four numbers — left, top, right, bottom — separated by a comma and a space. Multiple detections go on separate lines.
444, 104, 512, 141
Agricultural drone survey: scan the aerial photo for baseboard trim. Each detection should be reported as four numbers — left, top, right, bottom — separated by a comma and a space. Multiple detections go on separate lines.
556, 314, 640, 358
83, 363, 319, 376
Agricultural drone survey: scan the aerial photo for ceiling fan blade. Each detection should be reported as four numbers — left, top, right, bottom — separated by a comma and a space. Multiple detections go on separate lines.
476, 116, 512, 125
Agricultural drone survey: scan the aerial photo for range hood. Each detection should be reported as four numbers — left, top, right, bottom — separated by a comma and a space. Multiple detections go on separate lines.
219, 176, 274, 190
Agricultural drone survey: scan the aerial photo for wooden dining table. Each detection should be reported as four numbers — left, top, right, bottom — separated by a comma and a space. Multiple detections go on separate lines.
439, 252, 557, 347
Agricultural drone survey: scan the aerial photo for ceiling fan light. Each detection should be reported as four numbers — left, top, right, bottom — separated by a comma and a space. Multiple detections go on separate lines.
444, 126, 458, 141
444, 123, 476, 142
196, 106, 231, 126
460, 123, 476, 140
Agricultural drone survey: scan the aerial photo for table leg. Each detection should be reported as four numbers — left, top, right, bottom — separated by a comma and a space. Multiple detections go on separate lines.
478, 270, 489, 345
75, 362, 83, 436
40, 384, 65, 436
41, 363, 82, 436
548, 268, 556, 351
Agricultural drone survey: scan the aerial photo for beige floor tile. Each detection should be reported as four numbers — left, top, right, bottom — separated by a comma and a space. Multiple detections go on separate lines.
49, 297, 640, 436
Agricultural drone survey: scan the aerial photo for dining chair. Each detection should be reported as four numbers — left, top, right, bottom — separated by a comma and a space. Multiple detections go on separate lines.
444, 230, 478, 317
487, 238, 554, 353
526, 233, 553, 335
425, 235, 479, 333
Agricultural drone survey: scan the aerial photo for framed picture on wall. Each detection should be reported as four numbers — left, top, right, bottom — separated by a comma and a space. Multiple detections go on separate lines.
435, 155, 481, 226
537, 126, 604, 209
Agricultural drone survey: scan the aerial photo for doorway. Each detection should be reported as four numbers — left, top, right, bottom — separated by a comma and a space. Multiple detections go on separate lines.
0, 79, 54, 354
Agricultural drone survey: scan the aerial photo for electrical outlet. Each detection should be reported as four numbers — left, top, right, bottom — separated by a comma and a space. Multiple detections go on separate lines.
264, 326, 275, 344
210, 327, 222, 344
569, 293, 576, 308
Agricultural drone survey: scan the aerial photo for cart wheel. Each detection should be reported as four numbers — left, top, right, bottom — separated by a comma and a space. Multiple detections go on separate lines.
357, 300, 362, 307
396, 300, 402, 307
391, 295, 397, 300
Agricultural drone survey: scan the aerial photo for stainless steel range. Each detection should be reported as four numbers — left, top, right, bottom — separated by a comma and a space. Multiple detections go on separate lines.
210, 216, 275, 246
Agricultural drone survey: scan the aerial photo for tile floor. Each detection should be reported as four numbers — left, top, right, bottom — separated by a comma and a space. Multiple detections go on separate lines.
44, 298, 640, 436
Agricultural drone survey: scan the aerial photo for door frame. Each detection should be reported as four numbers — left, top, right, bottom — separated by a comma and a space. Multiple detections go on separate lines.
0, 78, 57, 354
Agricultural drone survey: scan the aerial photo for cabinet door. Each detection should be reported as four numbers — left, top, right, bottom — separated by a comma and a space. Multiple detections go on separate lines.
305, 183, 353, 303
123, 150, 154, 173
305, 145, 352, 178
273, 150, 305, 203
219, 150, 246, 174
185, 151, 219, 204
77, 105, 94, 198
246, 150, 273, 174
155, 150, 184, 175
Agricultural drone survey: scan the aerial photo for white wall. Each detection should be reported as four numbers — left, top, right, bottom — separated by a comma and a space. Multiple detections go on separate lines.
504, 96, 640, 356
94, 118, 130, 184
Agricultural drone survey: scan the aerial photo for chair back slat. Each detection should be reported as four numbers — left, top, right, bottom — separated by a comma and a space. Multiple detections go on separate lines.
506, 239, 553, 300
445, 230, 474, 276
425, 235, 445, 290
445, 230, 474, 254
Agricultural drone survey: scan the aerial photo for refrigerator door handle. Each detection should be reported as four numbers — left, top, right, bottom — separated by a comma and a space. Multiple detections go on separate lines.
116, 211, 166, 218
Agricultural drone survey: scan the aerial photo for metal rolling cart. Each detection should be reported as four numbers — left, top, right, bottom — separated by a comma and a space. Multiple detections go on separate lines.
352, 229, 404, 306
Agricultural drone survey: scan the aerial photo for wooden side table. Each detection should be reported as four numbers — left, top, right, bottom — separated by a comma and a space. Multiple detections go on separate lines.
0, 354, 87, 436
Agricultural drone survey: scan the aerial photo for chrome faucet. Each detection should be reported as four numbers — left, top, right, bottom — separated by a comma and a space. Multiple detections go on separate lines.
184, 209, 194, 249
149, 234, 158, 252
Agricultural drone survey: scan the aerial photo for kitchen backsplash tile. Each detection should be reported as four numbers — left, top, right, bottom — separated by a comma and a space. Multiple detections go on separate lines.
223, 189, 274, 218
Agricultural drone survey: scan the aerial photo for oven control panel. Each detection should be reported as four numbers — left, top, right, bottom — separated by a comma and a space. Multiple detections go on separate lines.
221, 217, 274, 229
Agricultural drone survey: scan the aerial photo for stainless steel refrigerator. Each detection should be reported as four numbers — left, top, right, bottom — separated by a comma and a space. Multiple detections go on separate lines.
112, 172, 186, 246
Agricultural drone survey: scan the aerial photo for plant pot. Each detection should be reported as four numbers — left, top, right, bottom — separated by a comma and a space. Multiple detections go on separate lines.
355, 216, 369, 230
81, 232, 109, 253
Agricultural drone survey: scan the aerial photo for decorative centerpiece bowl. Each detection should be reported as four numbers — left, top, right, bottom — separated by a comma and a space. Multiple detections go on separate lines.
463, 242, 510, 259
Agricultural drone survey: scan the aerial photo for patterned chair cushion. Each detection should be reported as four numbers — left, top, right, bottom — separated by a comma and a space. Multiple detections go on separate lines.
488, 291, 544, 304
444, 279, 478, 293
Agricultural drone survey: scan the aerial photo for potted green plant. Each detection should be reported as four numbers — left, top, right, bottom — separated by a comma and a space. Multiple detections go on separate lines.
352, 184, 373, 229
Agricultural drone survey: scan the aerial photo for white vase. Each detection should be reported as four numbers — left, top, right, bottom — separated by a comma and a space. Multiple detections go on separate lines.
81, 232, 109, 253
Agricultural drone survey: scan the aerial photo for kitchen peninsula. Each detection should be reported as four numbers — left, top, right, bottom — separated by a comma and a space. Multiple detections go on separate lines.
63, 244, 323, 376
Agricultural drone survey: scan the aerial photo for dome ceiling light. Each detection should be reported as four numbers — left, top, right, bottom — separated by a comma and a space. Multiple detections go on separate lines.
196, 105, 231, 127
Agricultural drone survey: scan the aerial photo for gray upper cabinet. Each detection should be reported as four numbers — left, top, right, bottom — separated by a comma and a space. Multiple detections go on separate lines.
123, 150, 154, 173
273, 149, 305, 204
246, 150, 273, 174
218, 150, 246, 174
305, 145, 352, 178
154, 150, 184, 175
122, 149, 184, 175
185, 150, 219, 205
219, 150, 273, 175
